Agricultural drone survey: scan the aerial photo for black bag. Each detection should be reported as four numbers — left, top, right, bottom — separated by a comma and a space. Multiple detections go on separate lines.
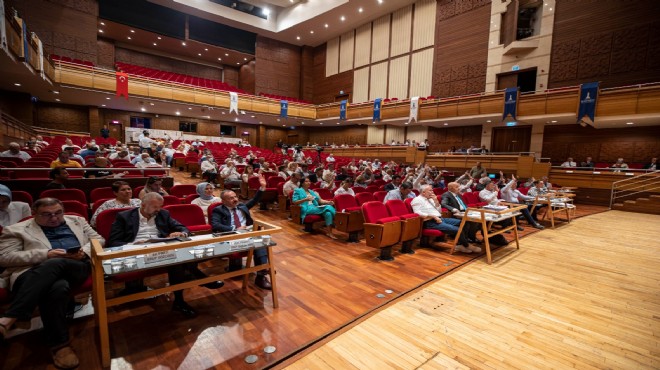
488, 234, 509, 246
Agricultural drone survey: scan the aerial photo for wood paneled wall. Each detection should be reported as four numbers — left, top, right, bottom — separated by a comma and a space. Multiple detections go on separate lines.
0, 91, 34, 126
96, 39, 115, 70
224, 67, 239, 90
239, 61, 256, 95
549, 0, 660, 89
313, 45, 354, 104
432, 0, 490, 98
8, 0, 98, 63
306, 125, 367, 147
542, 124, 660, 165
115, 48, 223, 81
36, 103, 89, 133
300, 46, 314, 102
254, 36, 301, 98
427, 125, 483, 152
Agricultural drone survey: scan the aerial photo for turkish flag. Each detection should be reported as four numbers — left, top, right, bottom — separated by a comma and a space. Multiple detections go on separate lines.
116, 72, 128, 99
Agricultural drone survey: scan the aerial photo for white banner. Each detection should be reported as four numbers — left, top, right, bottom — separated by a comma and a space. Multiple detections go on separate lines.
0, 0, 7, 53
35, 34, 44, 79
409, 96, 419, 123
229, 92, 238, 114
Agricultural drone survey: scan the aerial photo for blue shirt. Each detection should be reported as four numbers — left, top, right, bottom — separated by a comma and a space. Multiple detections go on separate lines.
41, 223, 79, 251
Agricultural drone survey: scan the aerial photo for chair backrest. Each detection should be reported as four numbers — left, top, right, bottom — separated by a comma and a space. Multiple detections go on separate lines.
267, 176, 285, 188
11, 191, 33, 205
355, 192, 376, 206
361, 201, 393, 223
373, 191, 388, 203
0, 157, 24, 166
385, 199, 411, 217
132, 186, 145, 198
15, 169, 50, 179
61, 200, 89, 220
366, 185, 379, 193
404, 197, 414, 213
163, 195, 181, 206
90, 187, 116, 203
40, 188, 87, 204
96, 208, 132, 240
206, 202, 223, 224
163, 204, 206, 227
182, 194, 199, 204
169, 184, 197, 198
517, 187, 529, 195
351, 186, 367, 194
334, 194, 359, 212
315, 188, 333, 201
91, 198, 113, 215
247, 176, 262, 190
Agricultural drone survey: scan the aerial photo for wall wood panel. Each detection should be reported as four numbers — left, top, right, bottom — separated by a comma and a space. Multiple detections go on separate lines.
371, 15, 391, 63
389, 56, 410, 99
300, 46, 315, 102
410, 48, 434, 98
390, 5, 413, 57
433, 1, 490, 98
370, 61, 389, 101
352, 67, 370, 104
339, 31, 355, 73
413, 0, 437, 50
239, 61, 256, 95
406, 125, 429, 144
313, 45, 354, 104
255, 36, 301, 98
367, 125, 385, 144
549, 0, 660, 89
306, 126, 367, 147
36, 103, 89, 133
326, 37, 340, 77
354, 23, 372, 68
385, 125, 405, 144
427, 125, 482, 153
542, 124, 660, 164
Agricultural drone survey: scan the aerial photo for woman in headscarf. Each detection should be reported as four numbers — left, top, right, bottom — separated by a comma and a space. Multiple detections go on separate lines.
191, 182, 222, 218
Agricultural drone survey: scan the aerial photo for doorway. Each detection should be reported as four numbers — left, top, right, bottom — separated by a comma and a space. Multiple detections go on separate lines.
496, 67, 538, 93
491, 126, 532, 153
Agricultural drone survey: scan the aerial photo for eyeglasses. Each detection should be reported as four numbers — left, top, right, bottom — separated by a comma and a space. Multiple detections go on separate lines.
38, 210, 64, 218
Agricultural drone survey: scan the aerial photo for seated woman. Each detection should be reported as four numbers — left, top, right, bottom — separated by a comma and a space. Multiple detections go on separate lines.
292, 176, 337, 239
334, 178, 355, 197
241, 165, 258, 198
90, 181, 141, 227
191, 182, 222, 219
138, 176, 169, 200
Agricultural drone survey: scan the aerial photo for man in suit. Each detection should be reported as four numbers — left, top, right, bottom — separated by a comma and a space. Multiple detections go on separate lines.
211, 175, 272, 290
0, 198, 103, 369
107, 192, 223, 318
441, 182, 482, 244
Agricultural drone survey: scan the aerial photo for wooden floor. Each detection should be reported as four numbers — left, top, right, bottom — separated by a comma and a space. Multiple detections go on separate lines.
0, 171, 634, 370
283, 210, 660, 370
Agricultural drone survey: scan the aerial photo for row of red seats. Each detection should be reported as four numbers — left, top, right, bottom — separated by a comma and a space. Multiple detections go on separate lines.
50, 54, 94, 68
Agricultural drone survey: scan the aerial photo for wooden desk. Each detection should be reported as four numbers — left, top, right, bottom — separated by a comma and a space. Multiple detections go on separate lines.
90, 220, 282, 367
453, 204, 526, 264
530, 192, 576, 229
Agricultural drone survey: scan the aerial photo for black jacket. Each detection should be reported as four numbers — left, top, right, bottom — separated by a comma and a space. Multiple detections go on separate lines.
441, 191, 468, 213
210, 190, 262, 232
107, 208, 189, 247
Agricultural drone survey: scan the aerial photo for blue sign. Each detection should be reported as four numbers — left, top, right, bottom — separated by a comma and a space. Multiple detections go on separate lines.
577, 82, 599, 125
339, 100, 347, 120
503, 87, 519, 121
280, 100, 288, 118
373, 98, 382, 122
506, 121, 517, 127
512, 65, 520, 71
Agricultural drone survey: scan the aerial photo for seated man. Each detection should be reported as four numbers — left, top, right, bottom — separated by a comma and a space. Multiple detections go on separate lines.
498, 174, 544, 229
560, 157, 577, 167
210, 176, 272, 290
384, 175, 402, 192
479, 180, 516, 229
383, 181, 415, 203
45, 167, 69, 190
581, 157, 595, 169
107, 193, 223, 318
0, 184, 31, 227
411, 185, 476, 254
0, 142, 31, 162
440, 182, 481, 243
0, 198, 103, 369
50, 151, 82, 169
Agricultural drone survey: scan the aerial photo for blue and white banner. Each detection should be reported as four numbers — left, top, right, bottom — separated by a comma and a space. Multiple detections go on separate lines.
229, 92, 238, 114
339, 99, 347, 120
503, 87, 519, 121
280, 100, 288, 118
408, 96, 419, 123
373, 98, 382, 122
577, 82, 599, 126
0, 0, 7, 53
22, 19, 29, 63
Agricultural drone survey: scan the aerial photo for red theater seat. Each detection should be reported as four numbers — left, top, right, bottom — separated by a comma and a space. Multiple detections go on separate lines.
163, 204, 212, 233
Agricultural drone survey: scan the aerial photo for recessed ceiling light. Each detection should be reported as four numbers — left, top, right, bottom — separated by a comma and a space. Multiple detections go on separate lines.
404, 122, 409, 125
296, 36, 300, 40
225, 53, 229, 56
149, 102, 154, 106
53, 91, 59, 94
188, 107, 192, 110
99, 29, 103, 33
244, 57, 247, 61
259, 122, 262, 124
218, 57, 222, 60
277, 118, 280, 122
358, 7, 363, 13
324, 24, 329, 28
301, 122, 305, 125
486, 120, 491, 123
310, 30, 314, 34
141, 107, 146, 112
204, 48, 208, 51
551, 120, 557, 123
282, 124, 286, 127
251, 115, 255, 118
182, 42, 186, 46
235, 118, 239, 122
100, 22, 105, 26
262, 8, 271, 16
340, 16, 345, 21
626, 122, 634, 125
106, 97, 111, 100
127, 36, 131, 40
336, 122, 340, 125
221, 112, 225, 115
157, 36, 162, 40
319, 122, 323, 125
55, 98, 60, 102
175, 111, 180, 116
13, 83, 21, 86
198, 53, 202, 56
378, 0, 383, 4
443, 123, 449, 126
153, 42, 157, 46
130, 30, 135, 33
101, 104, 106, 107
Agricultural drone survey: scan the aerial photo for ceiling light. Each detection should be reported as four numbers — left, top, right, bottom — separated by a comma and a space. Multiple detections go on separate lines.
340, 16, 345, 21
149, 102, 154, 106
13, 83, 21, 86
325, 24, 329, 28
244, 57, 247, 61
358, 7, 363, 13
101, 104, 106, 107
99, 29, 103, 33
198, 53, 202, 56
222, 112, 225, 115
282, 124, 286, 127
301, 122, 305, 125
153, 42, 157, 46
551, 120, 557, 123
55, 98, 60, 102
336, 122, 340, 125
204, 48, 208, 51
218, 57, 222, 60
319, 122, 323, 125
175, 111, 180, 116
259, 122, 262, 124
296, 36, 300, 40
235, 118, 239, 122
130, 30, 135, 33
53, 91, 59, 94
262, 8, 271, 16
182, 42, 186, 46
486, 120, 491, 123
127, 36, 131, 40
626, 122, 634, 125
100, 22, 105, 26
443, 123, 449, 126
378, 0, 383, 4
251, 115, 255, 118
157, 36, 162, 40
225, 53, 229, 56
310, 30, 314, 34
141, 107, 146, 112
188, 107, 192, 110
106, 97, 111, 100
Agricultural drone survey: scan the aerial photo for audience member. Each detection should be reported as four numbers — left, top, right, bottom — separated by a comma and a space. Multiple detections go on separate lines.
644, 157, 657, 171
560, 157, 576, 167
334, 178, 355, 197
440, 182, 481, 244
191, 182, 222, 218
283, 172, 302, 197
220, 162, 241, 189
90, 181, 141, 227
383, 181, 415, 203
292, 177, 337, 239
581, 157, 595, 168
84, 157, 116, 179
51, 151, 82, 169
611, 158, 629, 172
200, 154, 219, 186
60, 138, 81, 152
0, 184, 31, 227
45, 168, 69, 190
469, 161, 487, 179
138, 176, 169, 199
384, 175, 402, 191
498, 174, 544, 229
0, 142, 31, 162
0, 198, 103, 369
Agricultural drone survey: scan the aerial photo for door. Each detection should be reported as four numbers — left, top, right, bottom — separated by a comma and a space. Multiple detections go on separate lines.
491, 126, 532, 153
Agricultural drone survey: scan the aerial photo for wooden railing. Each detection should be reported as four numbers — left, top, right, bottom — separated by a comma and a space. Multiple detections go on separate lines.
0, 110, 35, 147
323, 146, 425, 164
610, 170, 660, 208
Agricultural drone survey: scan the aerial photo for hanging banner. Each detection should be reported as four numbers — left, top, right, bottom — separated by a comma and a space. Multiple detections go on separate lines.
502, 87, 519, 121
22, 19, 29, 63
34, 33, 44, 79
408, 96, 419, 123
339, 99, 347, 120
229, 92, 238, 114
577, 82, 599, 126
0, 0, 7, 53
280, 100, 288, 118
116, 72, 129, 99
373, 98, 382, 122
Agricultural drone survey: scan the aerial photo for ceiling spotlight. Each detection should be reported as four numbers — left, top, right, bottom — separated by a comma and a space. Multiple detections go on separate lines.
175, 111, 181, 116
319, 122, 323, 125
130, 30, 135, 33
443, 123, 449, 126
55, 98, 61, 102
198, 53, 202, 56
251, 115, 255, 118
296, 36, 300, 40
340, 16, 345, 21
101, 104, 106, 107
204, 48, 208, 51
244, 57, 247, 61
301, 122, 305, 125
149, 102, 154, 106
153, 42, 157, 46
100, 22, 105, 26
324, 24, 329, 28
218, 57, 222, 60
127, 36, 131, 40
99, 29, 103, 33
336, 122, 340, 125
277, 119, 280, 122
235, 118, 239, 122
310, 30, 314, 34
282, 124, 286, 127
378, 0, 383, 3
182, 42, 186, 46
141, 107, 146, 112
486, 120, 491, 123
157, 36, 162, 40
188, 107, 192, 110
236, 62, 240, 65
13, 83, 21, 86
53, 91, 59, 94
225, 53, 229, 56
262, 8, 271, 16
106, 97, 111, 100
358, 7, 363, 13
626, 122, 634, 125
551, 120, 557, 123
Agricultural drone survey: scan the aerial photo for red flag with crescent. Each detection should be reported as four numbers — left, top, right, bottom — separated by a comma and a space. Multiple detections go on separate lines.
116, 72, 128, 99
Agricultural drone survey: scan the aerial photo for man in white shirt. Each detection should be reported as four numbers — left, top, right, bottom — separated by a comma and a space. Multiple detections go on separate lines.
283, 172, 301, 197
499, 175, 544, 229
139, 133, 156, 155
411, 185, 474, 253
0, 184, 31, 227
560, 157, 577, 167
371, 159, 382, 170
220, 162, 241, 188
326, 154, 336, 164
0, 142, 31, 162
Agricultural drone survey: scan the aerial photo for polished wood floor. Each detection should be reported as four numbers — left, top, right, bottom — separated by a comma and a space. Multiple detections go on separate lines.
0, 171, 625, 369
283, 210, 660, 370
